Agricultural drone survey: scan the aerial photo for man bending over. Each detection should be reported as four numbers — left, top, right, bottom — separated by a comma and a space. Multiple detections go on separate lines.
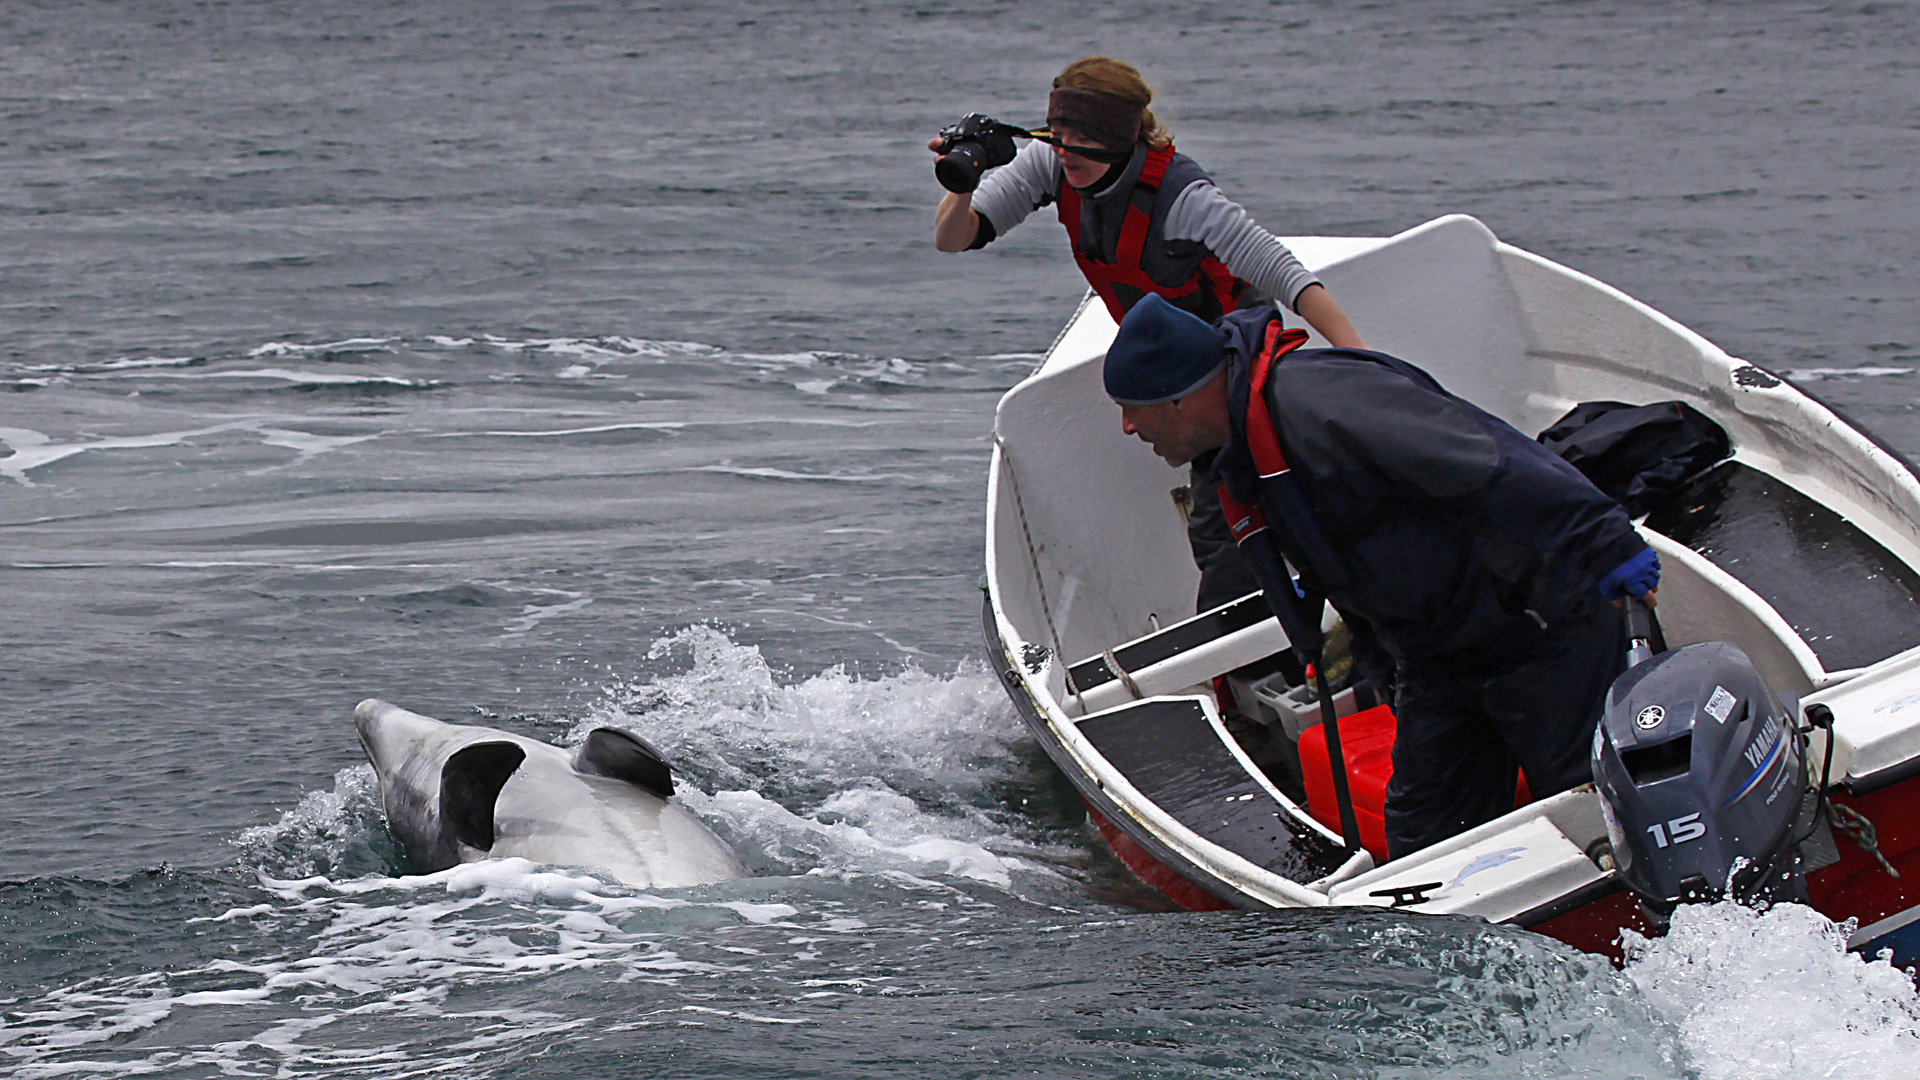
1104, 294, 1661, 857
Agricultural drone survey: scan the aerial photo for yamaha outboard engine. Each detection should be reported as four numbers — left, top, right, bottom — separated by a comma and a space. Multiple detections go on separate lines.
1592, 600, 1810, 923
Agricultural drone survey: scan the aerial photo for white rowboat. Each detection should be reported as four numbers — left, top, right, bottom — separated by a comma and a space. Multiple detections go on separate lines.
982, 214, 1920, 960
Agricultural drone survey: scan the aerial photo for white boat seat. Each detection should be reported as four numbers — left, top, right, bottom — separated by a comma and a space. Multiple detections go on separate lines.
1067, 593, 1291, 716
1327, 802, 1608, 923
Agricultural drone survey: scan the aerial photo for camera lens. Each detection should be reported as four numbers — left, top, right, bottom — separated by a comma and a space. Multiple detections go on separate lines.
934, 143, 989, 193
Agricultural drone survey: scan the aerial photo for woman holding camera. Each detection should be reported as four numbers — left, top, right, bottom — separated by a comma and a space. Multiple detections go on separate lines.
928, 56, 1365, 350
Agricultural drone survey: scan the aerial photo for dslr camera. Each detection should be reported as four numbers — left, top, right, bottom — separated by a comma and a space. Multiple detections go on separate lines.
932, 114, 1030, 194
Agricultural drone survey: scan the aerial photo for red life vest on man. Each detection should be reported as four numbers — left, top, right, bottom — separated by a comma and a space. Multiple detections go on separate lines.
1055, 144, 1248, 324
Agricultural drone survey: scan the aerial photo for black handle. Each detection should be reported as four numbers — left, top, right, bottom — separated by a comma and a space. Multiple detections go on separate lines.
1623, 593, 1656, 669
1316, 665, 1363, 856
1624, 594, 1654, 644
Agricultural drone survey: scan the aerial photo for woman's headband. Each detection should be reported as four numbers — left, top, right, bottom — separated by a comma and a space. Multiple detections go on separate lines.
1046, 87, 1143, 148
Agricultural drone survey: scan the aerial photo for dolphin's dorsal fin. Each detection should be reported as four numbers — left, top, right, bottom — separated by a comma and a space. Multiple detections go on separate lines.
439, 741, 526, 851
573, 727, 674, 798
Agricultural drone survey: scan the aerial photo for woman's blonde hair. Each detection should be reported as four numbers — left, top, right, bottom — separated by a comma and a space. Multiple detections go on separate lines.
1053, 56, 1171, 147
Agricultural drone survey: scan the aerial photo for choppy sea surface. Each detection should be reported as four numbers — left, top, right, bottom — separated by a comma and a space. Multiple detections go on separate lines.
3, 1, 1917, 1076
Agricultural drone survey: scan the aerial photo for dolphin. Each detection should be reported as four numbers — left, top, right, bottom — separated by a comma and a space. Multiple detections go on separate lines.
352, 698, 746, 887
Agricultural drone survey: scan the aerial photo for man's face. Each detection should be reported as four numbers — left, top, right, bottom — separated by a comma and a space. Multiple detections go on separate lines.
1120, 398, 1213, 467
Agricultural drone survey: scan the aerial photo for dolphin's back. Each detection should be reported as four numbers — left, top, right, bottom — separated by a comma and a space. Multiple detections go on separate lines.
352, 698, 746, 887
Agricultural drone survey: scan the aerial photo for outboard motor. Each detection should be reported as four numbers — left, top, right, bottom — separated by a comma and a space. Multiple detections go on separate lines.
1592, 599, 1810, 924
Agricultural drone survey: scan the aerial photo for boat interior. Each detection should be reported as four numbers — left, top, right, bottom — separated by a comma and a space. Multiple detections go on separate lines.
986, 215, 1920, 918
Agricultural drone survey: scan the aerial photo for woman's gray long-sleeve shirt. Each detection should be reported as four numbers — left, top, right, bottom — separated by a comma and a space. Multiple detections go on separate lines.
967, 141, 1322, 312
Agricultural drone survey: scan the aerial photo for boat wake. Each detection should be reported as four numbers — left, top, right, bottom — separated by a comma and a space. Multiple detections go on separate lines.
7, 864, 1914, 1079
1621, 900, 1920, 1078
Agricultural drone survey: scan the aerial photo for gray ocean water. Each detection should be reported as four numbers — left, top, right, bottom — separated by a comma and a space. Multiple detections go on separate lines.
3, 1, 1918, 1076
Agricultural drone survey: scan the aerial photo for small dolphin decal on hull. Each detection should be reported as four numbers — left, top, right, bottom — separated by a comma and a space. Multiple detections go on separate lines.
353, 698, 746, 887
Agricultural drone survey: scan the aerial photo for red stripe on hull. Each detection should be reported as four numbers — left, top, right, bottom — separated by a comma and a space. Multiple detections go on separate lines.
1083, 799, 1236, 912
1807, 781, 1920, 927
1527, 889, 1656, 961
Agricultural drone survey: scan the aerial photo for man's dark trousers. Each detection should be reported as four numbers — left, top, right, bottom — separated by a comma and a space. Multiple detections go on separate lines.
1381, 596, 1627, 860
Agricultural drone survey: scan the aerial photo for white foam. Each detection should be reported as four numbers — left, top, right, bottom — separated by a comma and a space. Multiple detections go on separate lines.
495, 588, 593, 638
1786, 366, 1917, 380
731, 350, 830, 368
171, 989, 272, 1007
106, 367, 435, 387
192, 904, 277, 923
474, 334, 722, 360
714, 901, 801, 925
0, 421, 259, 486
436, 859, 617, 905
248, 338, 398, 357
233, 765, 391, 881
0, 426, 73, 485
426, 420, 685, 439
251, 427, 380, 472
676, 1004, 808, 1025
0, 420, 393, 486
601, 336, 721, 359
578, 627, 1058, 892
541, 342, 628, 360
0, 852, 849, 1075
1622, 901, 1920, 1078
696, 788, 1022, 889
606, 627, 1019, 786
685, 464, 921, 483
20, 355, 202, 373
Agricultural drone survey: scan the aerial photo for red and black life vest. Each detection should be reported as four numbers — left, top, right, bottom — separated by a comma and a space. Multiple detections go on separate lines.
1055, 144, 1249, 324
1213, 319, 1346, 663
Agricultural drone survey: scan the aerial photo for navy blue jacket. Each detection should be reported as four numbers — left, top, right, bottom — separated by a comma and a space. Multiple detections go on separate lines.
1212, 308, 1648, 665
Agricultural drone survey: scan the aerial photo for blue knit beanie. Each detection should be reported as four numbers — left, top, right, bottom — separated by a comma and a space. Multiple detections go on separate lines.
1103, 293, 1229, 406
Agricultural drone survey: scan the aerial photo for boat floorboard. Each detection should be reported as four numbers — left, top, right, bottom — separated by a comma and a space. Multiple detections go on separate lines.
1077, 698, 1345, 884
1645, 461, 1920, 671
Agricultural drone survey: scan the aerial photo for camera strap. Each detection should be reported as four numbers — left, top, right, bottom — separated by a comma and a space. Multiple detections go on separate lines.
1028, 129, 1133, 164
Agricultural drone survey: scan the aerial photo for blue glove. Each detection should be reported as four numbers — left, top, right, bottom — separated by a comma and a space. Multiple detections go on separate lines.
1597, 547, 1660, 601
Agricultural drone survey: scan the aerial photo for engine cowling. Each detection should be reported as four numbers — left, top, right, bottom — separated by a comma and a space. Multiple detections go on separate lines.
1592, 641, 1808, 915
